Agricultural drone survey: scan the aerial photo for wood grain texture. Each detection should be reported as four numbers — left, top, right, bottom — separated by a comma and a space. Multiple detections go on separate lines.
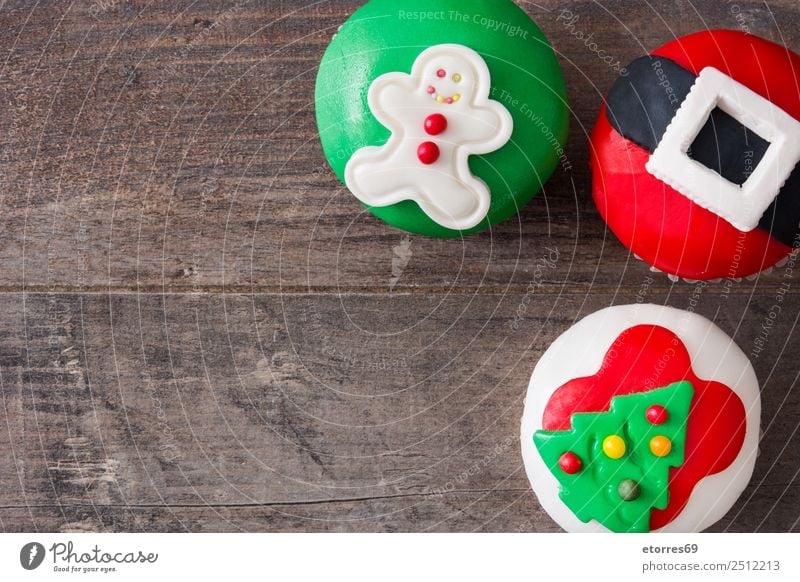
1, 0, 799, 533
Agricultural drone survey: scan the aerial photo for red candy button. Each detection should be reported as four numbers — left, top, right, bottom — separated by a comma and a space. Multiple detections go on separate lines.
558, 452, 582, 474
646, 405, 669, 425
424, 113, 447, 136
417, 141, 440, 165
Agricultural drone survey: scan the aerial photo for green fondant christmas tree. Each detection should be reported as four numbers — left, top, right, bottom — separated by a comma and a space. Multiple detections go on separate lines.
534, 381, 693, 532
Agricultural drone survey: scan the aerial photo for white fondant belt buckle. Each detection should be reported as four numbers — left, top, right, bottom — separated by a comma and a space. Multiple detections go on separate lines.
646, 67, 800, 231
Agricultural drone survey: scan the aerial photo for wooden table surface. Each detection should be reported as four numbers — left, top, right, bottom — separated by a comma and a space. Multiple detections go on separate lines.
1, 0, 799, 533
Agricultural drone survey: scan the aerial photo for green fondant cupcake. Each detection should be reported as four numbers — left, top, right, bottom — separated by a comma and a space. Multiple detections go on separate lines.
315, 0, 569, 237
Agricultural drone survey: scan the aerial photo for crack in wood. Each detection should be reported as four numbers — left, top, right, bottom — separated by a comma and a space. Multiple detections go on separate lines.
0, 488, 532, 510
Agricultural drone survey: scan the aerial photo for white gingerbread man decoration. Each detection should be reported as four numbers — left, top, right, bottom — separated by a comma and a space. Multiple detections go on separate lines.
345, 44, 514, 231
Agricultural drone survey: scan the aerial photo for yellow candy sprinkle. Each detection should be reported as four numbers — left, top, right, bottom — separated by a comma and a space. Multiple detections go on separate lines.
649, 435, 672, 457
452, 94, 461, 102
436, 95, 445, 103
453, 73, 462, 82
602, 435, 626, 459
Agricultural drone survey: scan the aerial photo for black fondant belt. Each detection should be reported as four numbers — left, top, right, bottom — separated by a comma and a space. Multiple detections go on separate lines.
606, 56, 800, 247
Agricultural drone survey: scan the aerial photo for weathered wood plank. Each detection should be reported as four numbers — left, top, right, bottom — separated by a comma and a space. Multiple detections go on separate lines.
3, 482, 798, 533
2, 0, 799, 534
1, 0, 799, 291
1, 290, 798, 531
